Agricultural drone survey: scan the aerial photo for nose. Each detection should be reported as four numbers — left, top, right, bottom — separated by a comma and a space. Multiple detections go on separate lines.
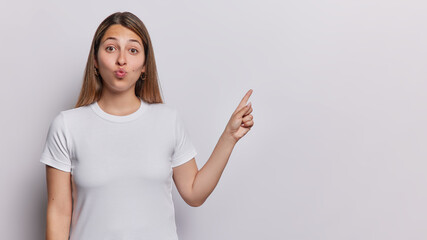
117, 50, 126, 66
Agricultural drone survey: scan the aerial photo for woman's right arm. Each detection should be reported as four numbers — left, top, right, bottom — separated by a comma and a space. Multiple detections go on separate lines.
45, 165, 73, 240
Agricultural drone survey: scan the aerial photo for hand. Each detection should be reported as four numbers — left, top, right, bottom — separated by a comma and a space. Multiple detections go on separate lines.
224, 89, 254, 143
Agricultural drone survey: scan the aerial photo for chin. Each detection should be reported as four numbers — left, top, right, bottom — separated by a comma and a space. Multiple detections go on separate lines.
103, 81, 131, 91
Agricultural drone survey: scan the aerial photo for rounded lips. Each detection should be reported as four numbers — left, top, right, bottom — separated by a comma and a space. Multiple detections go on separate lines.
114, 68, 127, 78
115, 68, 127, 74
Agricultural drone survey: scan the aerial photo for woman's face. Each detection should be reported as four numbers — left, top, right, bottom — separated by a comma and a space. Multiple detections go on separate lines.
95, 24, 146, 93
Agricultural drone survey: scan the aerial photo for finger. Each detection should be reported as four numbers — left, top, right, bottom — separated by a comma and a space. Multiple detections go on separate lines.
243, 105, 253, 116
243, 119, 254, 127
235, 89, 253, 113
242, 114, 253, 122
236, 102, 252, 118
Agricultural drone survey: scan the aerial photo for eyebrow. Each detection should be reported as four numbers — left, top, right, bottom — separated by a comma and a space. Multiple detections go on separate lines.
103, 37, 142, 46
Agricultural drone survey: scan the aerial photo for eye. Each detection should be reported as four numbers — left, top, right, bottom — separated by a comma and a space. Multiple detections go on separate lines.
106, 46, 116, 52
130, 48, 139, 54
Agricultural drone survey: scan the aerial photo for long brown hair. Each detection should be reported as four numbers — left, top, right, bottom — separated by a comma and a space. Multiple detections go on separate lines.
74, 11, 164, 108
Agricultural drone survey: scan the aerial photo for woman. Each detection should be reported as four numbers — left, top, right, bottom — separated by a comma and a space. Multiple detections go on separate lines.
40, 11, 254, 240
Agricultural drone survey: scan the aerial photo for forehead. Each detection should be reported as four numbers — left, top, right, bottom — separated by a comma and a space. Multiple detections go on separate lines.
101, 24, 142, 43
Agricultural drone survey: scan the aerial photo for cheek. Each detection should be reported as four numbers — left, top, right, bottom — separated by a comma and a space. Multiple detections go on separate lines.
98, 52, 114, 67
130, 60, 145, 73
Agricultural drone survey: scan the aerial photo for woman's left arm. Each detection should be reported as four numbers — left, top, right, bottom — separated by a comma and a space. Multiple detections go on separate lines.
173, 89, 254, 207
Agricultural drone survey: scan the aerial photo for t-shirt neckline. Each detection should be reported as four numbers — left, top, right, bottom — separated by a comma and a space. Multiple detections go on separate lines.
90, 98, 148, 123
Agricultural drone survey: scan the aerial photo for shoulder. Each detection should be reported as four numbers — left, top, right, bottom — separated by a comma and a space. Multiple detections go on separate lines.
59, 104, 93, 122
147, 102, 178, 118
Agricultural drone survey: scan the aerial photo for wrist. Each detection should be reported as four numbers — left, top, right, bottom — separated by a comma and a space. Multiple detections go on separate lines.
221, 130, 238, 145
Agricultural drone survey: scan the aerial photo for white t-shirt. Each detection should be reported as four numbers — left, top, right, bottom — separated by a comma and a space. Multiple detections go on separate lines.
39, 98, 197, 240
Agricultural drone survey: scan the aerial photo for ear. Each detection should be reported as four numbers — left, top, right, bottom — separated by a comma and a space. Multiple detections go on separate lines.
142, 64, 146, 73
94, 57, 98, 69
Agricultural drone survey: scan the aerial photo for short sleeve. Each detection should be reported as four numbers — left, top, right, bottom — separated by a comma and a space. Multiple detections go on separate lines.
39, 112, 72, 172
171, 109, 197, 168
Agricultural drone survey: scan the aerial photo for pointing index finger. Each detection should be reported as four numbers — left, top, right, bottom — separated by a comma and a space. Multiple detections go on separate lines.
238, 89, 253, 109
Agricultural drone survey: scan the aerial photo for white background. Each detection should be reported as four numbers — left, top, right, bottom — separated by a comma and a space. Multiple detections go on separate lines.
1, 0, 427, 239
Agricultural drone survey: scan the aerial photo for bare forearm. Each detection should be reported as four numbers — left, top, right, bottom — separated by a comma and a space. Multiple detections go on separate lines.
191, 131, 237, 205
189, 89, 254, 206
46, 207, 71, 240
